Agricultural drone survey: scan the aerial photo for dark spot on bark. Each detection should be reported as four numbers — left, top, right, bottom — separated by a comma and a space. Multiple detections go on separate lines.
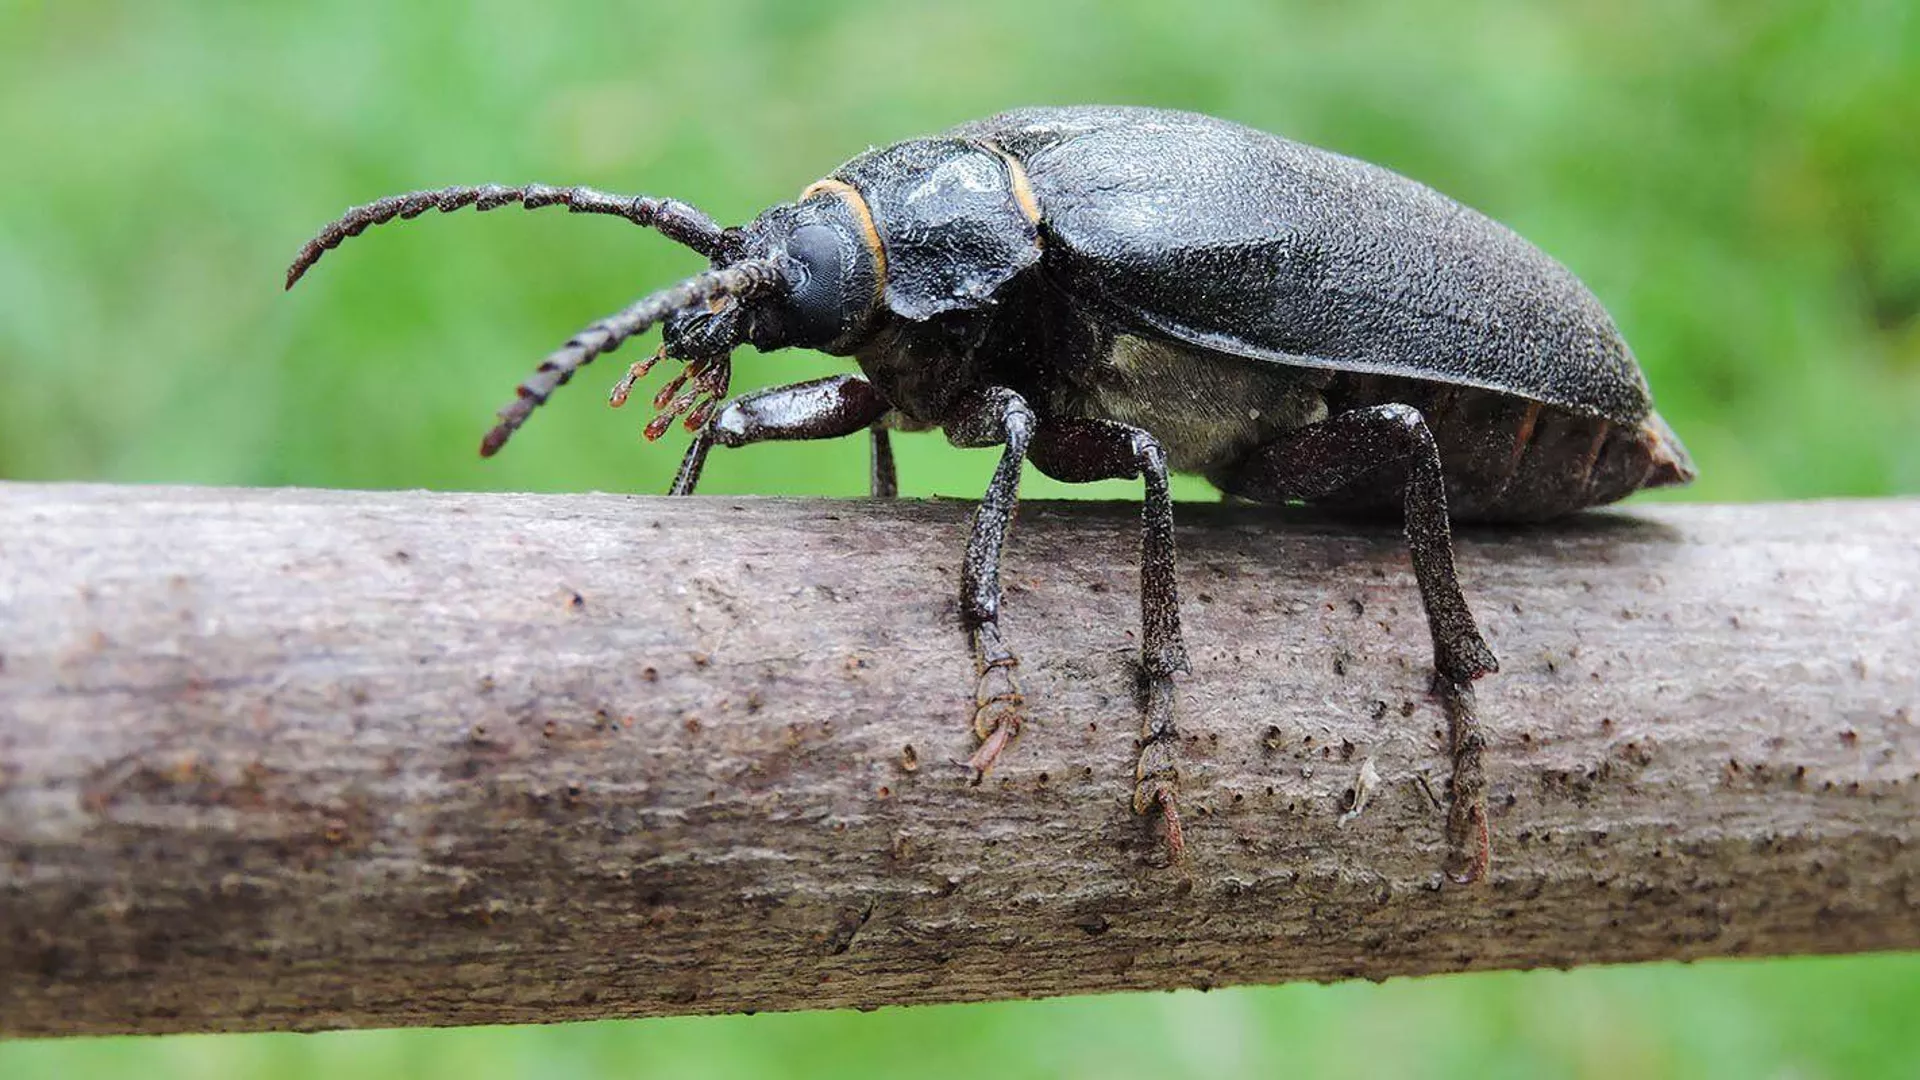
1340, 739, 1356, 761
1349, 598, 1365, 616
684, 717, 702, 735
1400, 701, 1417, 718
900, 744, 919, 772
692, 652, 712, 668
1076, 913, 1111, 936
1840, 730, 1858, 746
569, 591, 586, 610
642, 667, 659, 682
391, 549, 411, 563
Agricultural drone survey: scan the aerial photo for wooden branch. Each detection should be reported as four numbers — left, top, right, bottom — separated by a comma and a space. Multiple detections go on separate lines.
2, 483, 1917, 1038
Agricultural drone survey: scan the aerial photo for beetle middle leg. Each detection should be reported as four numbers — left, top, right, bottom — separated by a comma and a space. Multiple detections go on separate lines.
668, 374, 892, 495
942, 387, 1037, 782
1029, 418, 1190, 862
1221, 404, 1499, 882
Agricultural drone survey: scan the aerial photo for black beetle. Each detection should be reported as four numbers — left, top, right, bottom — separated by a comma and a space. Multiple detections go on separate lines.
288, 105, 1693, 878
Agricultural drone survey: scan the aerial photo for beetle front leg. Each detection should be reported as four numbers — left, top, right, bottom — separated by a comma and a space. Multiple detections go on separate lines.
942, 387, 1037, 781
869, 427, 899, 498
1030, 419, 1190, 863
1224, 404, 1498, 882
669, 375, 893, 495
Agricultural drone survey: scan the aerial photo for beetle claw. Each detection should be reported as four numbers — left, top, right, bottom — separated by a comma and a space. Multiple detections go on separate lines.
968, 654, 1025, 782
1133, 779, 1186, 865
966, 716, 1019, 783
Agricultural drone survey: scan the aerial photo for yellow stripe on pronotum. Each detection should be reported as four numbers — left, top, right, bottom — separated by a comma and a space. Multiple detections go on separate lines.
800, 178, 888, 306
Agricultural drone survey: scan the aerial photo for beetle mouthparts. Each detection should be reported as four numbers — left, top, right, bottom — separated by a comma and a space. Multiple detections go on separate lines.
476, 258, 778, 458
608, 348, 733, 442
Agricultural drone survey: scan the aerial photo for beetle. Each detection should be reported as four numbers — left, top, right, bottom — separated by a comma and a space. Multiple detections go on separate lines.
288, 105, 1693, 879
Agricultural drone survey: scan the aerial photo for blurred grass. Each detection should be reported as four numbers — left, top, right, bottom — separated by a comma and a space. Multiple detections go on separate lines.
1, 0, 1916, 1077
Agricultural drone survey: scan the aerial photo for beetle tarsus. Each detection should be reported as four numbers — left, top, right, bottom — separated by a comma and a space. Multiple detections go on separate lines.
1145, 781, 1187, 865
1437, 675, 1492, 883
967, 637, 1025, 782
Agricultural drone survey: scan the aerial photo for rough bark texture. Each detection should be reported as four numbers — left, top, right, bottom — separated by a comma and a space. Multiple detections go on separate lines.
1, 483, 1917, 1038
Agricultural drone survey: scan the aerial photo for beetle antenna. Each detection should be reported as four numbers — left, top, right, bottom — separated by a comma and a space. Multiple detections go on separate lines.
478, 258, 783, 457
285, 184, 727, 289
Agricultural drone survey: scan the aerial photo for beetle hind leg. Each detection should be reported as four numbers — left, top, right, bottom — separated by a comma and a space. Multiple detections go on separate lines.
1221, 403, 1496, 882
1029, 418, 1190, 864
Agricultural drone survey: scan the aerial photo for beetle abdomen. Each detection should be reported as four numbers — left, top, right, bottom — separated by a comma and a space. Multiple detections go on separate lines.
1313, 373, 1693, 521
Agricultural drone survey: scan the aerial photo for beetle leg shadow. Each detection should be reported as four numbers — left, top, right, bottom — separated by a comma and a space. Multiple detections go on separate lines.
1218, 403, 1497, 883
1028, 417, 1190, 865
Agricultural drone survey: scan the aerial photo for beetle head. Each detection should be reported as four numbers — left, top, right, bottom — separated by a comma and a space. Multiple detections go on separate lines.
660, 191, 883, 360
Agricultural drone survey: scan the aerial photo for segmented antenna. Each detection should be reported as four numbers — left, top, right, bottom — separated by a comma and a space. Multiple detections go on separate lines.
284, 184, 726, 288
478, 258, 783, 457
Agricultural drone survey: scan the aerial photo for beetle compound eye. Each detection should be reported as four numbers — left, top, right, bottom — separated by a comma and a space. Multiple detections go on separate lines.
783, 223, 852, 347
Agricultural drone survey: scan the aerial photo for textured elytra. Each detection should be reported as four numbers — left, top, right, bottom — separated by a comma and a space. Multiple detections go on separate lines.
954, 106, 1653, 425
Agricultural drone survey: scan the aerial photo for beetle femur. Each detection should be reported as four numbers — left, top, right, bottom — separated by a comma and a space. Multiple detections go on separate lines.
284, 184, 728, 289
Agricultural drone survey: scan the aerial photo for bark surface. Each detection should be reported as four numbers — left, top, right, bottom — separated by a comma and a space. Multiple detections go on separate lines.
1, 483, 1916, 1037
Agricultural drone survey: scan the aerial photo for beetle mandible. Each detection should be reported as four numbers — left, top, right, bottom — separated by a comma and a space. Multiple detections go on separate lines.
288, 106, 1694, 879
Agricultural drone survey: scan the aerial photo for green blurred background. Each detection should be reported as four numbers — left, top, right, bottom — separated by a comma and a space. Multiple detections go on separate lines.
2, 0, 1916, 1076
